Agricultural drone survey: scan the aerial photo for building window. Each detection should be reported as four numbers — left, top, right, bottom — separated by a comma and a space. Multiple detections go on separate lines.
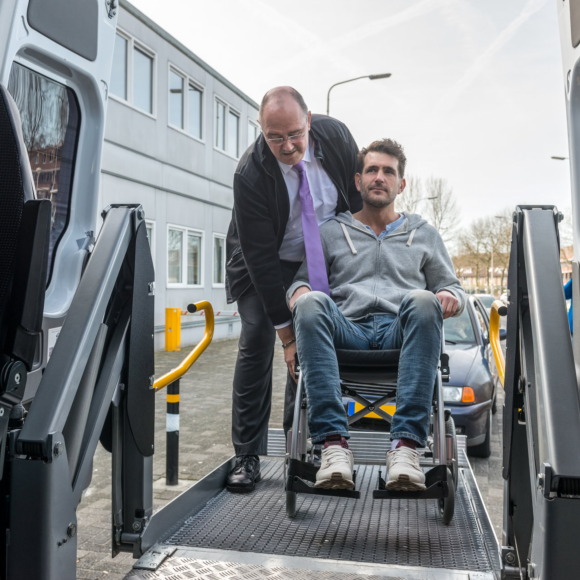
133, 47, 153, 114
187, 232, 202, 285
188, 83, 203, 139
110, 30, 156, 116
167, 228, 182, 284
111, 33, 128, 100
167, 226, 203, 287
49, 150, 54, 162
227, 110, 239, 158
248, 120, 259, 147
215, 100, 225, 150
213, 235, 226, 286
169, 69, 184, 129
167, 66, 204, 140
215, 98, 240, 158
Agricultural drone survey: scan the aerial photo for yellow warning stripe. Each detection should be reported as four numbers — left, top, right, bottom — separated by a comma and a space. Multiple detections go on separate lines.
167, 394, 180, 403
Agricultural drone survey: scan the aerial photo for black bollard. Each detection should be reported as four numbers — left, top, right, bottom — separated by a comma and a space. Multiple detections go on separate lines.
166, 379, 180, 485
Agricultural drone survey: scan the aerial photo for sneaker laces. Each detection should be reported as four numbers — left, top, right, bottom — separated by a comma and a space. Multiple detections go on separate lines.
322, 445, 350, 465
388, 446, 419, 467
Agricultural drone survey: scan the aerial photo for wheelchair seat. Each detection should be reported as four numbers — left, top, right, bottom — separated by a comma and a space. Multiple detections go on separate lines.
337, 349, 401, 386
336, 349, 400, 368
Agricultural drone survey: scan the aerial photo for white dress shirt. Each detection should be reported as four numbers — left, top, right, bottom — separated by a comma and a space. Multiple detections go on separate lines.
277, 139, 338, 262
275, 139, 339, 329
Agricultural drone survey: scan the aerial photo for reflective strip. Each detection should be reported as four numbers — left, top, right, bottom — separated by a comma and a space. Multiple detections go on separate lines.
167, 394, 180, 403
166, 413, 180, 432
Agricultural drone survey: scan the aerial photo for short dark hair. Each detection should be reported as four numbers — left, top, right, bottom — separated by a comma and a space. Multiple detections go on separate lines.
258, 86, 308, 121
357, 138, 407, 178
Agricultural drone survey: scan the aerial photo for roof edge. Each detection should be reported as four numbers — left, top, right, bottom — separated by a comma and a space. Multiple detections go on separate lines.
119, 0, 259, 110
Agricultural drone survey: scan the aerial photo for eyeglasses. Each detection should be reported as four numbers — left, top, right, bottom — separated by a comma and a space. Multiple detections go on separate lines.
265, 132, 306, 145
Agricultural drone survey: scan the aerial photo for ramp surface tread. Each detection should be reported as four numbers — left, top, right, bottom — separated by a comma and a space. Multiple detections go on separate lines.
157, 459, 494, 572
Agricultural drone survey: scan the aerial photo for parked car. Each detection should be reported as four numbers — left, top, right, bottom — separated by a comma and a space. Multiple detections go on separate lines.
343, 295, 502, 458
442, 295, 503, 457
474, 293, 495, 316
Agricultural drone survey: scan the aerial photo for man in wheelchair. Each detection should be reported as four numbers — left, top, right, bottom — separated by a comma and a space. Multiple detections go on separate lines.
286, 139, 465, 491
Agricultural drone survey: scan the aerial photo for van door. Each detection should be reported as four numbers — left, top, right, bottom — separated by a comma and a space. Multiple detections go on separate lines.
0, 0, 117, 400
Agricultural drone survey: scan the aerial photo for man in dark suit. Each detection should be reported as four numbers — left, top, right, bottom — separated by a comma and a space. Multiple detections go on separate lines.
225, 86, 362, 492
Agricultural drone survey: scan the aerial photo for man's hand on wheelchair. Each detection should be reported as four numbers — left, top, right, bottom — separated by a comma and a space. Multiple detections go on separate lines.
436, 290, 458, 319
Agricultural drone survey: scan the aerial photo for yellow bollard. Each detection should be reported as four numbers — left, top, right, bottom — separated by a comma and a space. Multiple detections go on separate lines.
165, 308, 181, 351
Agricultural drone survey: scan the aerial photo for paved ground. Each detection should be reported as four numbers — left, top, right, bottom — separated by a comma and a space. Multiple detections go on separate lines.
76, 338, 504, 579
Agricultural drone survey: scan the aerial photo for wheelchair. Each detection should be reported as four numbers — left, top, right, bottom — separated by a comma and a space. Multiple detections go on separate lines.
285, 329, 458, 524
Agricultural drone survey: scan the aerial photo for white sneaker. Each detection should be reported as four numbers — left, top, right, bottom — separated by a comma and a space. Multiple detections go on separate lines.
386, 447, 426, 491
314, 446, 355, 490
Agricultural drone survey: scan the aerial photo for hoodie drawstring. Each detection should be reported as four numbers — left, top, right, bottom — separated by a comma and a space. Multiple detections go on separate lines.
406, 228, 417, 247
340, 223, 358, 254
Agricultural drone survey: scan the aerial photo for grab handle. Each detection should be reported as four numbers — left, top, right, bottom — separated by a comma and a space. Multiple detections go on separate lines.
153, 301, 214, 392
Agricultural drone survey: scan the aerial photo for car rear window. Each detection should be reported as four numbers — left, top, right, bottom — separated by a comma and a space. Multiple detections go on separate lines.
476, 295, 494, 308
444, 308, 476, 344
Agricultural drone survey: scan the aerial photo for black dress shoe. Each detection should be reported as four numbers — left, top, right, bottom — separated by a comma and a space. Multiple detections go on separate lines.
226, 455, 261, 493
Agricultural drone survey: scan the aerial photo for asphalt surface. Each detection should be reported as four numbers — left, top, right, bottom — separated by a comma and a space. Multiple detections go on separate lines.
76, 338, 505, 579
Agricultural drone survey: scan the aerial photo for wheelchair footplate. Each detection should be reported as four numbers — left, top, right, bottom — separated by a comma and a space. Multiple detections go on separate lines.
373, 464, 449, 500
287, 458, 361, 499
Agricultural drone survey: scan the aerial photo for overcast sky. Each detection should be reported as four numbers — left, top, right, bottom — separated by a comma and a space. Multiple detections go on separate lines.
131, 0, 570, 230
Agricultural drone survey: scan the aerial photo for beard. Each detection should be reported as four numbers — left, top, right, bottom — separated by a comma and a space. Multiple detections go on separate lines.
360, 184, 398, 208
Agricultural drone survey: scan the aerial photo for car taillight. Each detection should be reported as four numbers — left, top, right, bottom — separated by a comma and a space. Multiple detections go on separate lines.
462, 386, 475, 403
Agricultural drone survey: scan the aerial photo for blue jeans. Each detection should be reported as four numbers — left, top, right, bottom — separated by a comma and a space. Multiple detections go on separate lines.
293, 290, 443, 446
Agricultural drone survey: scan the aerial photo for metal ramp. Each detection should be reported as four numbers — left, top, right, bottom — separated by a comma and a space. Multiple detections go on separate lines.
126, 431, 500, 580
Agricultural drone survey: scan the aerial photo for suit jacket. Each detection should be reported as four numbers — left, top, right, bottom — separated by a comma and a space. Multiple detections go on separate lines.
226, 114, 362, 326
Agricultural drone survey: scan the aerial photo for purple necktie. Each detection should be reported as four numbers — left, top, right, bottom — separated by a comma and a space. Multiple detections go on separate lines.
293, 160, 330, 295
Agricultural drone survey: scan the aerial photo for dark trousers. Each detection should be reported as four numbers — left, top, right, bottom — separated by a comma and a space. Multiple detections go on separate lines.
232, 260, 300, 456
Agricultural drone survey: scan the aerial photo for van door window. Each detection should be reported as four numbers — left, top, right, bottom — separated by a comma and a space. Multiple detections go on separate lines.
7, 62, 80, 284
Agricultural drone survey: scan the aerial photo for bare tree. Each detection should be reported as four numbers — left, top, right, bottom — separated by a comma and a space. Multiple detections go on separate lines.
423, 177, 460, 244
396, 175, 423, 214
490, 208, 513, 291
457, 217, 490, 291
560, 206, 574, 248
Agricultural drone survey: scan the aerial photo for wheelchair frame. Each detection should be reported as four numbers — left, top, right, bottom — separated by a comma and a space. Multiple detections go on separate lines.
286, 328, 457, 524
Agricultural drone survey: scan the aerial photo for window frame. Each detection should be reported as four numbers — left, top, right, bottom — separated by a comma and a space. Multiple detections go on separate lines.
248, 119, 260, 147
166, 224, 204, 289
8, 59, 81, 288
214, 96, 240, 159
109, 28, 157, 119
167, 63, 205, 143
212, 233, 227, 288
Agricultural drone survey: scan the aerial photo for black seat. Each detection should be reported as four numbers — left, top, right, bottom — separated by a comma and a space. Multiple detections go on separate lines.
336, 349, 400, 368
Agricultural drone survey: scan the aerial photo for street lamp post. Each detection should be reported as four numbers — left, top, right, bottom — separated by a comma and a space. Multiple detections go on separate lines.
326, 73, 391, 116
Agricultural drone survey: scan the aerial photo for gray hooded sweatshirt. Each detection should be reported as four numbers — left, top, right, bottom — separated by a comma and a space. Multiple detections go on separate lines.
286, 211, 465, 320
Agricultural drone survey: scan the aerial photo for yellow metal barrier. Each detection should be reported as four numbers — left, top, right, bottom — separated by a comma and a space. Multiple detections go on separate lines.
153, 301, 214, 392
165, 307, 182, 351
489, 299, 507, 387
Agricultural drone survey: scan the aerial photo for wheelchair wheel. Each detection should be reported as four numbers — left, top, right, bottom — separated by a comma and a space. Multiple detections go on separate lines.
438, 468, 455, 525
286, 491, 297, 518
445, 414, 458, 488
